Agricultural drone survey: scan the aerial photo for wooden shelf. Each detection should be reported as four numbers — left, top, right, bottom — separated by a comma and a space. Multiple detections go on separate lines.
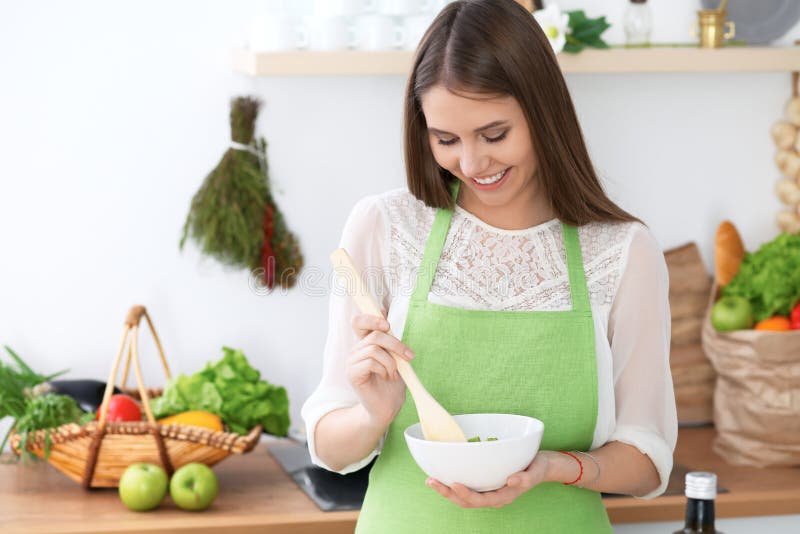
234, 46, 800, 76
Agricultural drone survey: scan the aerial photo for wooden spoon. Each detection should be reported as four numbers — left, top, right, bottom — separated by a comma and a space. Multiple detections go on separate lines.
330, 248, 467, 443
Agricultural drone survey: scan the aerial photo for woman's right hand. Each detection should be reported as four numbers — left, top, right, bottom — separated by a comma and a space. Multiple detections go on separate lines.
346, 312, 415, 431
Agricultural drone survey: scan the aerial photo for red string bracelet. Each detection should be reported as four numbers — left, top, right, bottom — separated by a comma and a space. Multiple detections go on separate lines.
557, 450, 583, 486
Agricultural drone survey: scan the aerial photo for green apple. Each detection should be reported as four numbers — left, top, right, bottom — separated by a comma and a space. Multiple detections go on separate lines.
118, 463, 168, 512
169, 463, 218, 511
711, 296, 753, 332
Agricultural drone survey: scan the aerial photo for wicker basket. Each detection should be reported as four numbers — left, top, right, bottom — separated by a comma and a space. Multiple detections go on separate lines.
9, 305, 261, 488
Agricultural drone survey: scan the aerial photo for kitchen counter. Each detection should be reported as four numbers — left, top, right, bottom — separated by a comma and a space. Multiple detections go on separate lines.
1, 427, 799, 534
607, 427, 800, 523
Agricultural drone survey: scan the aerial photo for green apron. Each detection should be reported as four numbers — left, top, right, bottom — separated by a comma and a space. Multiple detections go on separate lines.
356, 181, 612, 533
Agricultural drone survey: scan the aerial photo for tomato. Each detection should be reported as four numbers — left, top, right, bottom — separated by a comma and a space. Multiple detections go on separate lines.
790, 302, 800, 330
97, 394, 142, 422
754, 316, 792, 332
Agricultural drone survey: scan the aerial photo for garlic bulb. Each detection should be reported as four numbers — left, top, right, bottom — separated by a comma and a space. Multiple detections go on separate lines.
775, 149, 800, 178
771, 121, 797, 149
788, 97, 800, 126
776, 149, 790, 168
777, 210, 800, 233
775, 178, 800, 205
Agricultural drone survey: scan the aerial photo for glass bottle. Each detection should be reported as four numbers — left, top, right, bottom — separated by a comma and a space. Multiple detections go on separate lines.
672, 472, 724, 534
624, 0, 653, 46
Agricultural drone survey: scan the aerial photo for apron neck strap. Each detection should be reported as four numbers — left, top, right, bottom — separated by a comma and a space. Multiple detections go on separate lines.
411, 181, 458, 304
411, 180, 591, 313
562, 224, 591, 313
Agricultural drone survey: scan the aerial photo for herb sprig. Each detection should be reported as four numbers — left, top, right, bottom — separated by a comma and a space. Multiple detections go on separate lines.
1, 346, 89, 460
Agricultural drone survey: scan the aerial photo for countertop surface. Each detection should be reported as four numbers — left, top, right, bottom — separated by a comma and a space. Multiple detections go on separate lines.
2, 426, 799, 534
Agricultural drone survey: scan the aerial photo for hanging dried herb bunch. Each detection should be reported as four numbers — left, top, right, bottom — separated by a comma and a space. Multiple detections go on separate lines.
180, 96, 303, 289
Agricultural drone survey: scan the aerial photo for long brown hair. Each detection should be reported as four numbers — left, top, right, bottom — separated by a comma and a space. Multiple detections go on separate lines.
403, 0, 639, 225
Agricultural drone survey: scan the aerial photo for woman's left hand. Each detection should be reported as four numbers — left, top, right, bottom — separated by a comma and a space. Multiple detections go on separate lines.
426, 451, 555, 509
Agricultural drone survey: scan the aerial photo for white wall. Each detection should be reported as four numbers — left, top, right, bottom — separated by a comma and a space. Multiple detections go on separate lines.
1, 0, 798, 529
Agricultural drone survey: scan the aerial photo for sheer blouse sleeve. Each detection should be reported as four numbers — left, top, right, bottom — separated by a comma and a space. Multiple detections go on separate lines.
607, 224, 678, 499
301, 194, 391, 474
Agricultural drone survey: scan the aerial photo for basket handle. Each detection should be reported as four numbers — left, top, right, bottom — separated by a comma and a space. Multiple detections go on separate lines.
125, 305, 146, 327
120, 307, 171, 390
83, 306, 176, 488
97, 306, 172, 426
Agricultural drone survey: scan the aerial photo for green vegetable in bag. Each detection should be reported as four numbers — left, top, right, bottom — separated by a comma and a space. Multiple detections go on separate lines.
151, 347, 289, 437
722, 233, 800, 322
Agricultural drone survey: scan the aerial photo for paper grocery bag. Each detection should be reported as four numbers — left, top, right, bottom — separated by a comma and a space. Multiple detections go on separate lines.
701, 284, 800, 467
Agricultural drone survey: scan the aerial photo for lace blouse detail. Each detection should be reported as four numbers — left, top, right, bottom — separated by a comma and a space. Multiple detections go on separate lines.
381, 189, 636, 312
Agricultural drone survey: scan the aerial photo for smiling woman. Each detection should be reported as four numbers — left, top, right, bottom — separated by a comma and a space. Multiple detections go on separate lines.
302, 1, 677, 533
403, 1, 639, 228
420, 88, 547, 228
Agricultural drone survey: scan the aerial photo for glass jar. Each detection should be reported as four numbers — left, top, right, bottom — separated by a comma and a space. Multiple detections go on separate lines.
624, 0, 652, 46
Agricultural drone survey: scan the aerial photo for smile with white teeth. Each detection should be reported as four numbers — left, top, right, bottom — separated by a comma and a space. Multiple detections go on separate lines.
473, 168, 509, 185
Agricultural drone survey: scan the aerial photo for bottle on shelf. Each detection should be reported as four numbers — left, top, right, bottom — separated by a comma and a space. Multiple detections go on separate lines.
672, 472, 724, 534
624, 0, 653, 46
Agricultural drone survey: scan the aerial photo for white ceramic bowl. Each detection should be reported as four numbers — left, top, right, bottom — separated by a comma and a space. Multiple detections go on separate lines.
404, 413, 544, 492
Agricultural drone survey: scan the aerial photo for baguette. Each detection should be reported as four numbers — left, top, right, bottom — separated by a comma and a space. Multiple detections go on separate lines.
714, 220, 745, 286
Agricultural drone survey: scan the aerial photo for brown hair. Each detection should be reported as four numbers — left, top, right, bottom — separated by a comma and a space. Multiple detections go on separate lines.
403, 0, 639, 226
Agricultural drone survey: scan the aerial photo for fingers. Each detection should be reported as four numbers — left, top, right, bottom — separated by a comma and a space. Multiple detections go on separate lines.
350, 312, 415, 361
506, 471, 533, 491
426, 479, 469, 507
451, 483, 493, 508
360, 330, 415, 361
351, 313, 390, 340
424, 457, 545, 509
349, 344, 401, 382
348, 312, 415, 385
349, 355, 393, 382
426, 479, 520, 509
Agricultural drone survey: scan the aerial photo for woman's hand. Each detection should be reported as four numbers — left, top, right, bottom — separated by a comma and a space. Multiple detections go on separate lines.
346, 312, 415, 431
426, 451, 558, 509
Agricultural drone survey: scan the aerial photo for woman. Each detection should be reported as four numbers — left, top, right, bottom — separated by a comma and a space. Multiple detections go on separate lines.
302, 0, 677, 531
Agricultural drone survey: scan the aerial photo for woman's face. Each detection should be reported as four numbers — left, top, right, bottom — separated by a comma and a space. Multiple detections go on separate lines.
420, 84, 539, 213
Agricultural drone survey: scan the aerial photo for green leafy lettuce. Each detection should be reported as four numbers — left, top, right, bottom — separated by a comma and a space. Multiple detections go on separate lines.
722, 233, 800, 321
151, 347, 289, 436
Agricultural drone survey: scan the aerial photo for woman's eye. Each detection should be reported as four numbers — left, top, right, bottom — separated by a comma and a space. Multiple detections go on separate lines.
485, 131, 508, 143
435, 130, 508, 146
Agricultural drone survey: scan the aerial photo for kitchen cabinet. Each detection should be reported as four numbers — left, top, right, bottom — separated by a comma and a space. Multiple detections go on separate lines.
2, 427, 799, 533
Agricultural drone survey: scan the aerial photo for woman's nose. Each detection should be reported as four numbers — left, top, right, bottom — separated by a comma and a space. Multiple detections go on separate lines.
459, 143, 491, 178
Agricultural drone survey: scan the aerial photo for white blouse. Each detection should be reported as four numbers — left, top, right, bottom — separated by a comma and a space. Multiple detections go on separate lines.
302, 188, 677, 499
